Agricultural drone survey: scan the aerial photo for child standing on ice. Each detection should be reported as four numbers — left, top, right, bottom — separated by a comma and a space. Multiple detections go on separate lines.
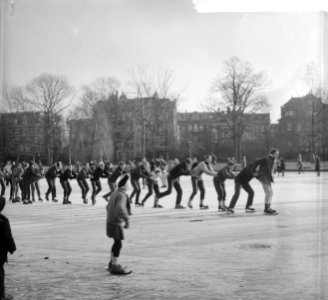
106, 175, 131, 275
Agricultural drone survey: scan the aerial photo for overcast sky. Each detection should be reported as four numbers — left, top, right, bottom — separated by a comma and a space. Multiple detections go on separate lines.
1, 0, 324, 122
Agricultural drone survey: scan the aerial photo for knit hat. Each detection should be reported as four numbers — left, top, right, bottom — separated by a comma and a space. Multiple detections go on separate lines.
0, 196, 6, 212
118, 174, 129, 188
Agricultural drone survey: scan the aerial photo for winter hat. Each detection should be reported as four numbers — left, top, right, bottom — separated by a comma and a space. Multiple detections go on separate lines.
0, 196, 6, 212
118, 174, 129, 188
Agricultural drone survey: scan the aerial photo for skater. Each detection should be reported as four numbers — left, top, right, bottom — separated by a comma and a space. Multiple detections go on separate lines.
314, 155, 320, 176
213, 160, 235, 211
30, 163, 43, 202
129, 160, 150, 206
188, 155, 217, 209
77, 162, 90, 204
106, 175, 131, 275
3, 162, 13, 201
0, 196, 16, 300
254, 148, 279, 214
45, 162, 61, 202
277, 157, 286, 177
227, 155, 267, 214
22, 161, 37, 204
141, 160, 162, 208
297, 153, 303, 174
11, 163, 24, 203
156, 158, 192, 209
90, 161, 108, 205
59, 164, 76, 204
103, 161, 126, 201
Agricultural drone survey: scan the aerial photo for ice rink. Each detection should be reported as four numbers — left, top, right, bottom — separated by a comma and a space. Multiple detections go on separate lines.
2, 172, 328, 299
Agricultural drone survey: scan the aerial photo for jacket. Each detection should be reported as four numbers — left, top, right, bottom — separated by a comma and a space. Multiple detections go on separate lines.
106, 187, 129, 226
0, 198, 16, 262
168, 161, 190, 180
191, 161, 216, 178
215, 165, 235, 182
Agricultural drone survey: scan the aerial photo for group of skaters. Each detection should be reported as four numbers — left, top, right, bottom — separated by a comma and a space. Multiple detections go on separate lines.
0, 149, 282, 216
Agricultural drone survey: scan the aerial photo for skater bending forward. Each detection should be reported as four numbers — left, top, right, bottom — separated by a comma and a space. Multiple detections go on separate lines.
106, 175, 131, 275
254, 148, 279, 214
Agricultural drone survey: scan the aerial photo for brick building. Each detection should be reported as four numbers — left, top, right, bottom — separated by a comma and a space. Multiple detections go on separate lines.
68, 94, 178, 162
0, 111, 63, 163
177, 111, 271, 161
275, 93, 328, 159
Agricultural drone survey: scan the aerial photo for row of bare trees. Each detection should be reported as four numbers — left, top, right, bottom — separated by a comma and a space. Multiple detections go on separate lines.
3, 57, 326, 163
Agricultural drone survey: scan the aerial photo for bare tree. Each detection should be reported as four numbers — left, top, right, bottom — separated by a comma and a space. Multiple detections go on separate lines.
25, 73, 75, 164
211, 56, 269, 162
2, 84, 34, 161
72, 76, 120, 119
301, 62, 326, 158
127, 65, 179, 157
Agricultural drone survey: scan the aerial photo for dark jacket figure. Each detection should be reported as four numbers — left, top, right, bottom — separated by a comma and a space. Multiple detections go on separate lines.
130, 163, 150, 206
228, 156, 270, 212
22, 162, 37, 204
277, 158, 285, 177
45, 163, 60, 202
77, 164, 90, 203
103, 162, 126, 201
59, 166, 77, 204
90, 162, 108, 205
0, 196, 16, 300
157, 159, 192, 209
213, 161, 235, 211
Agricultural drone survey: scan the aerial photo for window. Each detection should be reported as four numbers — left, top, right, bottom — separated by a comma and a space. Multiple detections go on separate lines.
297, 124, 302, 132
188, 124, 193, 131
287, 123, 292, 131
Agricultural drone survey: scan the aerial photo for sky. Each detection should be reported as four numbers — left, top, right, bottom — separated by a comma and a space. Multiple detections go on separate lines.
0, 0, 325, 122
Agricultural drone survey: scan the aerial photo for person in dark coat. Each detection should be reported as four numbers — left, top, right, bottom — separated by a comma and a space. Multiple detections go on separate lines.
227, 148, 279, 215
59, 164, 77, 204
0, 196, 16, 300
77, 162, 90, 204
156, 158, 193, 209
254, 148, 279, 214
90, 162, 108, 205
103, 161, 126, 201
22, 161, 37, 205
129, 160, 150, 206
45, 162, 61, 202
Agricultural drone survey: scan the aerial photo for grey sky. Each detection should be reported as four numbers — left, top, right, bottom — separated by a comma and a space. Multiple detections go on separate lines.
1, 0, 323, 122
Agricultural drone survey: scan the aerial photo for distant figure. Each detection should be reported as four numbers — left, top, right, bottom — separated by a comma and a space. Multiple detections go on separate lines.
314, 155, 320, 176
277, 158, 286, 177
297, 153, 303, 174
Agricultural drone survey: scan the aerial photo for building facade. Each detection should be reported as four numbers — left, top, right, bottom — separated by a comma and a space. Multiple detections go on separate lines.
177, 111, 271, 161
276, 93, 328, 159
68, 94, 178, 162
0, 111, 63, 163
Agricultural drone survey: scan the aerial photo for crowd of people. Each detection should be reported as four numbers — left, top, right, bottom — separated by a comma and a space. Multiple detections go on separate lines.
0, 149, 284, 215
